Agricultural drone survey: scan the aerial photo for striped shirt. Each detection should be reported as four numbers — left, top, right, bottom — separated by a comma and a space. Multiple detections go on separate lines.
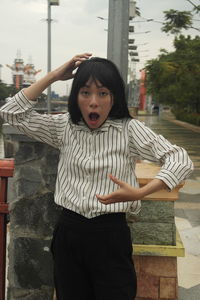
0, 90, 193, 218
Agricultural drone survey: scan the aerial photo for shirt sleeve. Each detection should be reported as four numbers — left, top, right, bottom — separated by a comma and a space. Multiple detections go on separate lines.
128, 119, 194, 190
0, 90, 68, 149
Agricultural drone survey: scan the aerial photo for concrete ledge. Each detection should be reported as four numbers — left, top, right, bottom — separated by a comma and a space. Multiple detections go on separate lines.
3, 124, 22, 135
133, 229, 185, 257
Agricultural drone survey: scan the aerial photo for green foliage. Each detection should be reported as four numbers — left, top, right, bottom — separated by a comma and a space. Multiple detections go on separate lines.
0, 82, 18, 102
145, 35, 200, 117
162, 9, 193, 34
173, 109, 200, 126
162, 1, 200, 35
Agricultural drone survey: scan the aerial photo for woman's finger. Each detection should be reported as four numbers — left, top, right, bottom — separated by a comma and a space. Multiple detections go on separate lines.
73, 53, 92, 64
108, 174, 124, 187
96, 191, 119, 201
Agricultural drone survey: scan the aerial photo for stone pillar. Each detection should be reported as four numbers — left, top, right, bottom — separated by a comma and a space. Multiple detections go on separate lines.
3, 125, 61, 300
131, 200, 176, 245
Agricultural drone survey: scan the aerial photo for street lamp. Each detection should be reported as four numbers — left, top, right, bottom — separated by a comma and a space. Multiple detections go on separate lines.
47, 0, 59, 113
0, 64, 2, 82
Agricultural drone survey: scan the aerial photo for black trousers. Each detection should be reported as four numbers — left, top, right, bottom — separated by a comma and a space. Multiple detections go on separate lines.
51, 208, 137, 300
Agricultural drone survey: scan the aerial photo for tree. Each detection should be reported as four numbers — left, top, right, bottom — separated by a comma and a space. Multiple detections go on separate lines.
161, 9, 193, 34
161, 1, 200, 35
0, 82, 17, 102
145, 35, 200, 114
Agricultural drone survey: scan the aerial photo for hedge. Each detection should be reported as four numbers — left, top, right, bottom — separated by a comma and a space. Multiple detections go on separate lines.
173, 110, 200, 127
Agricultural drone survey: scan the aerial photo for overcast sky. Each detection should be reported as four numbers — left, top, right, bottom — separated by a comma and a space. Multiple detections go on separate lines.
1, 0, 199, 95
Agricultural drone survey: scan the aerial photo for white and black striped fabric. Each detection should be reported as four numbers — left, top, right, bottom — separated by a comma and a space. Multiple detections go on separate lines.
0, 90, 193, 218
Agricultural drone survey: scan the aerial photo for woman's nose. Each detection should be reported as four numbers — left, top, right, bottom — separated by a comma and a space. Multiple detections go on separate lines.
89, 94, 98, 107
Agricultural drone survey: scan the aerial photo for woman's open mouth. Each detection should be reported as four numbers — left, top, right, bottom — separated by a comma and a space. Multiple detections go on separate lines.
88, 113, 100, 125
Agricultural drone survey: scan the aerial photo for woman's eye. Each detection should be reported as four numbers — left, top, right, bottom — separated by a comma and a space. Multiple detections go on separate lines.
99, 91, 109, 97
81, 91, 89, 96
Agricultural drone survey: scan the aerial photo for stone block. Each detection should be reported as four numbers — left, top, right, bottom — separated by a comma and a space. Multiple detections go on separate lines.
160, 277, 177, 299
42, 150, 59, 175
15, 178, 44, 199
4, 139, 15, 158
7, 287, 54, 300
139, 256, 177, 277
43, 174, 57, 192
15, 165, 42, 182
10, 192, 62, 236
15, 142, 46, 164
9, 237, 54, 289
137, 273, 159, 298
139, 200, 174, 223
130, 222, 176, 245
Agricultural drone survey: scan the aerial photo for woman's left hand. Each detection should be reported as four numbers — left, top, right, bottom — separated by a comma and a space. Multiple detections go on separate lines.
96, 174, 143, 205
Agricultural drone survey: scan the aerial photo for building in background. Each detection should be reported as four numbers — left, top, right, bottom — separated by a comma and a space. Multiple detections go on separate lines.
139, 68, 146, 110
6, 50, 41, 90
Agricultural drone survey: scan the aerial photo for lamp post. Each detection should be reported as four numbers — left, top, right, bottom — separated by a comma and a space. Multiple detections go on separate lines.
107, 0, 130, 84
47, 0, 59, 113
0, 64, 2, 82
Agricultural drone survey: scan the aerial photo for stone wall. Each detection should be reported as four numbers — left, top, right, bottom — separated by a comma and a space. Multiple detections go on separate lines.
129, 200, 176, 246
3, 126, 61, 300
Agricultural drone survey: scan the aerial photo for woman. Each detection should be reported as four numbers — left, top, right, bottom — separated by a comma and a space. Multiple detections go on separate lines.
0, 53, 193, 300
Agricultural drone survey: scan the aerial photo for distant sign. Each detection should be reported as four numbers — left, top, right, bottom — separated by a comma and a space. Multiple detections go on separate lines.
50, 0, 59, 5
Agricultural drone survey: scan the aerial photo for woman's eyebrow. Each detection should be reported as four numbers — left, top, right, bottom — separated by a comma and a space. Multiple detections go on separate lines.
81, 84, 105, 89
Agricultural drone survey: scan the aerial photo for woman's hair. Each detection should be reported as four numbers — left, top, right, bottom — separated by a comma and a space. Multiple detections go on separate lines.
68, 57, 132, 124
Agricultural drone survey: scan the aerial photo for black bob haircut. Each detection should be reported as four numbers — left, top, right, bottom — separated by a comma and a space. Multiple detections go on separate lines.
68, 57, 132, 124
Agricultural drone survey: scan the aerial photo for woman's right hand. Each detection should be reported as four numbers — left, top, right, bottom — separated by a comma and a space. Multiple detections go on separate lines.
23, 53, 92, 101
52, 53, 92, 82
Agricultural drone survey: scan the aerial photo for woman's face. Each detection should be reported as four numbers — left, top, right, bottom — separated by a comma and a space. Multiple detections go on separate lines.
77, 78, 113, 129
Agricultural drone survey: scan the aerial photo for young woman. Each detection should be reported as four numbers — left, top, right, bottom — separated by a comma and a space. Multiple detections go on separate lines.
0, 53, 193, 300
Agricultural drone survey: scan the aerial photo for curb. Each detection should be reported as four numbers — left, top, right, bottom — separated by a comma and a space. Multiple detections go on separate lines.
162, 116, 200, 134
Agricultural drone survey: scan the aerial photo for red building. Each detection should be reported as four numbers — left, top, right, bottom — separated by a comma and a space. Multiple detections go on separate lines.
139, 69, 146, 111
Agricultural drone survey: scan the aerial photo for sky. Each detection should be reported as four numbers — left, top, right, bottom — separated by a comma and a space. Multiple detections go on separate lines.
0, 0, 199, 95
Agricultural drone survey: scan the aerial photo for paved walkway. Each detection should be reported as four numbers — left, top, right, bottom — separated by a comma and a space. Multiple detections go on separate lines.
138, 115, 200, 300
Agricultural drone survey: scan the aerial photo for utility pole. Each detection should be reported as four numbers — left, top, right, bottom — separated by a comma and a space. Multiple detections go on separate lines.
47, 0, 59, 113
47, 0, 52, 113
107, 0, 130, 84
0, 64, 2, 82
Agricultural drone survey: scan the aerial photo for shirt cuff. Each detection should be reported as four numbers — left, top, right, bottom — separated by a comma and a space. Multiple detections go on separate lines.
155, 169, 180, 191
15, 90, 38, 110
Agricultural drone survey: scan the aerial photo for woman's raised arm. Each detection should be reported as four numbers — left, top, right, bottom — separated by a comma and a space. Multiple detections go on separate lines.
23, 53, 92, 101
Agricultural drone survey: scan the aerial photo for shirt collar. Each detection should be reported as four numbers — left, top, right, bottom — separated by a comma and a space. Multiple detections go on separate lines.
71, 119, 122, 132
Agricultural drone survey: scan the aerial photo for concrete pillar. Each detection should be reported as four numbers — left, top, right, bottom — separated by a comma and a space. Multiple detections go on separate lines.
107, 0, 130, 84
3, 125, 61, 300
